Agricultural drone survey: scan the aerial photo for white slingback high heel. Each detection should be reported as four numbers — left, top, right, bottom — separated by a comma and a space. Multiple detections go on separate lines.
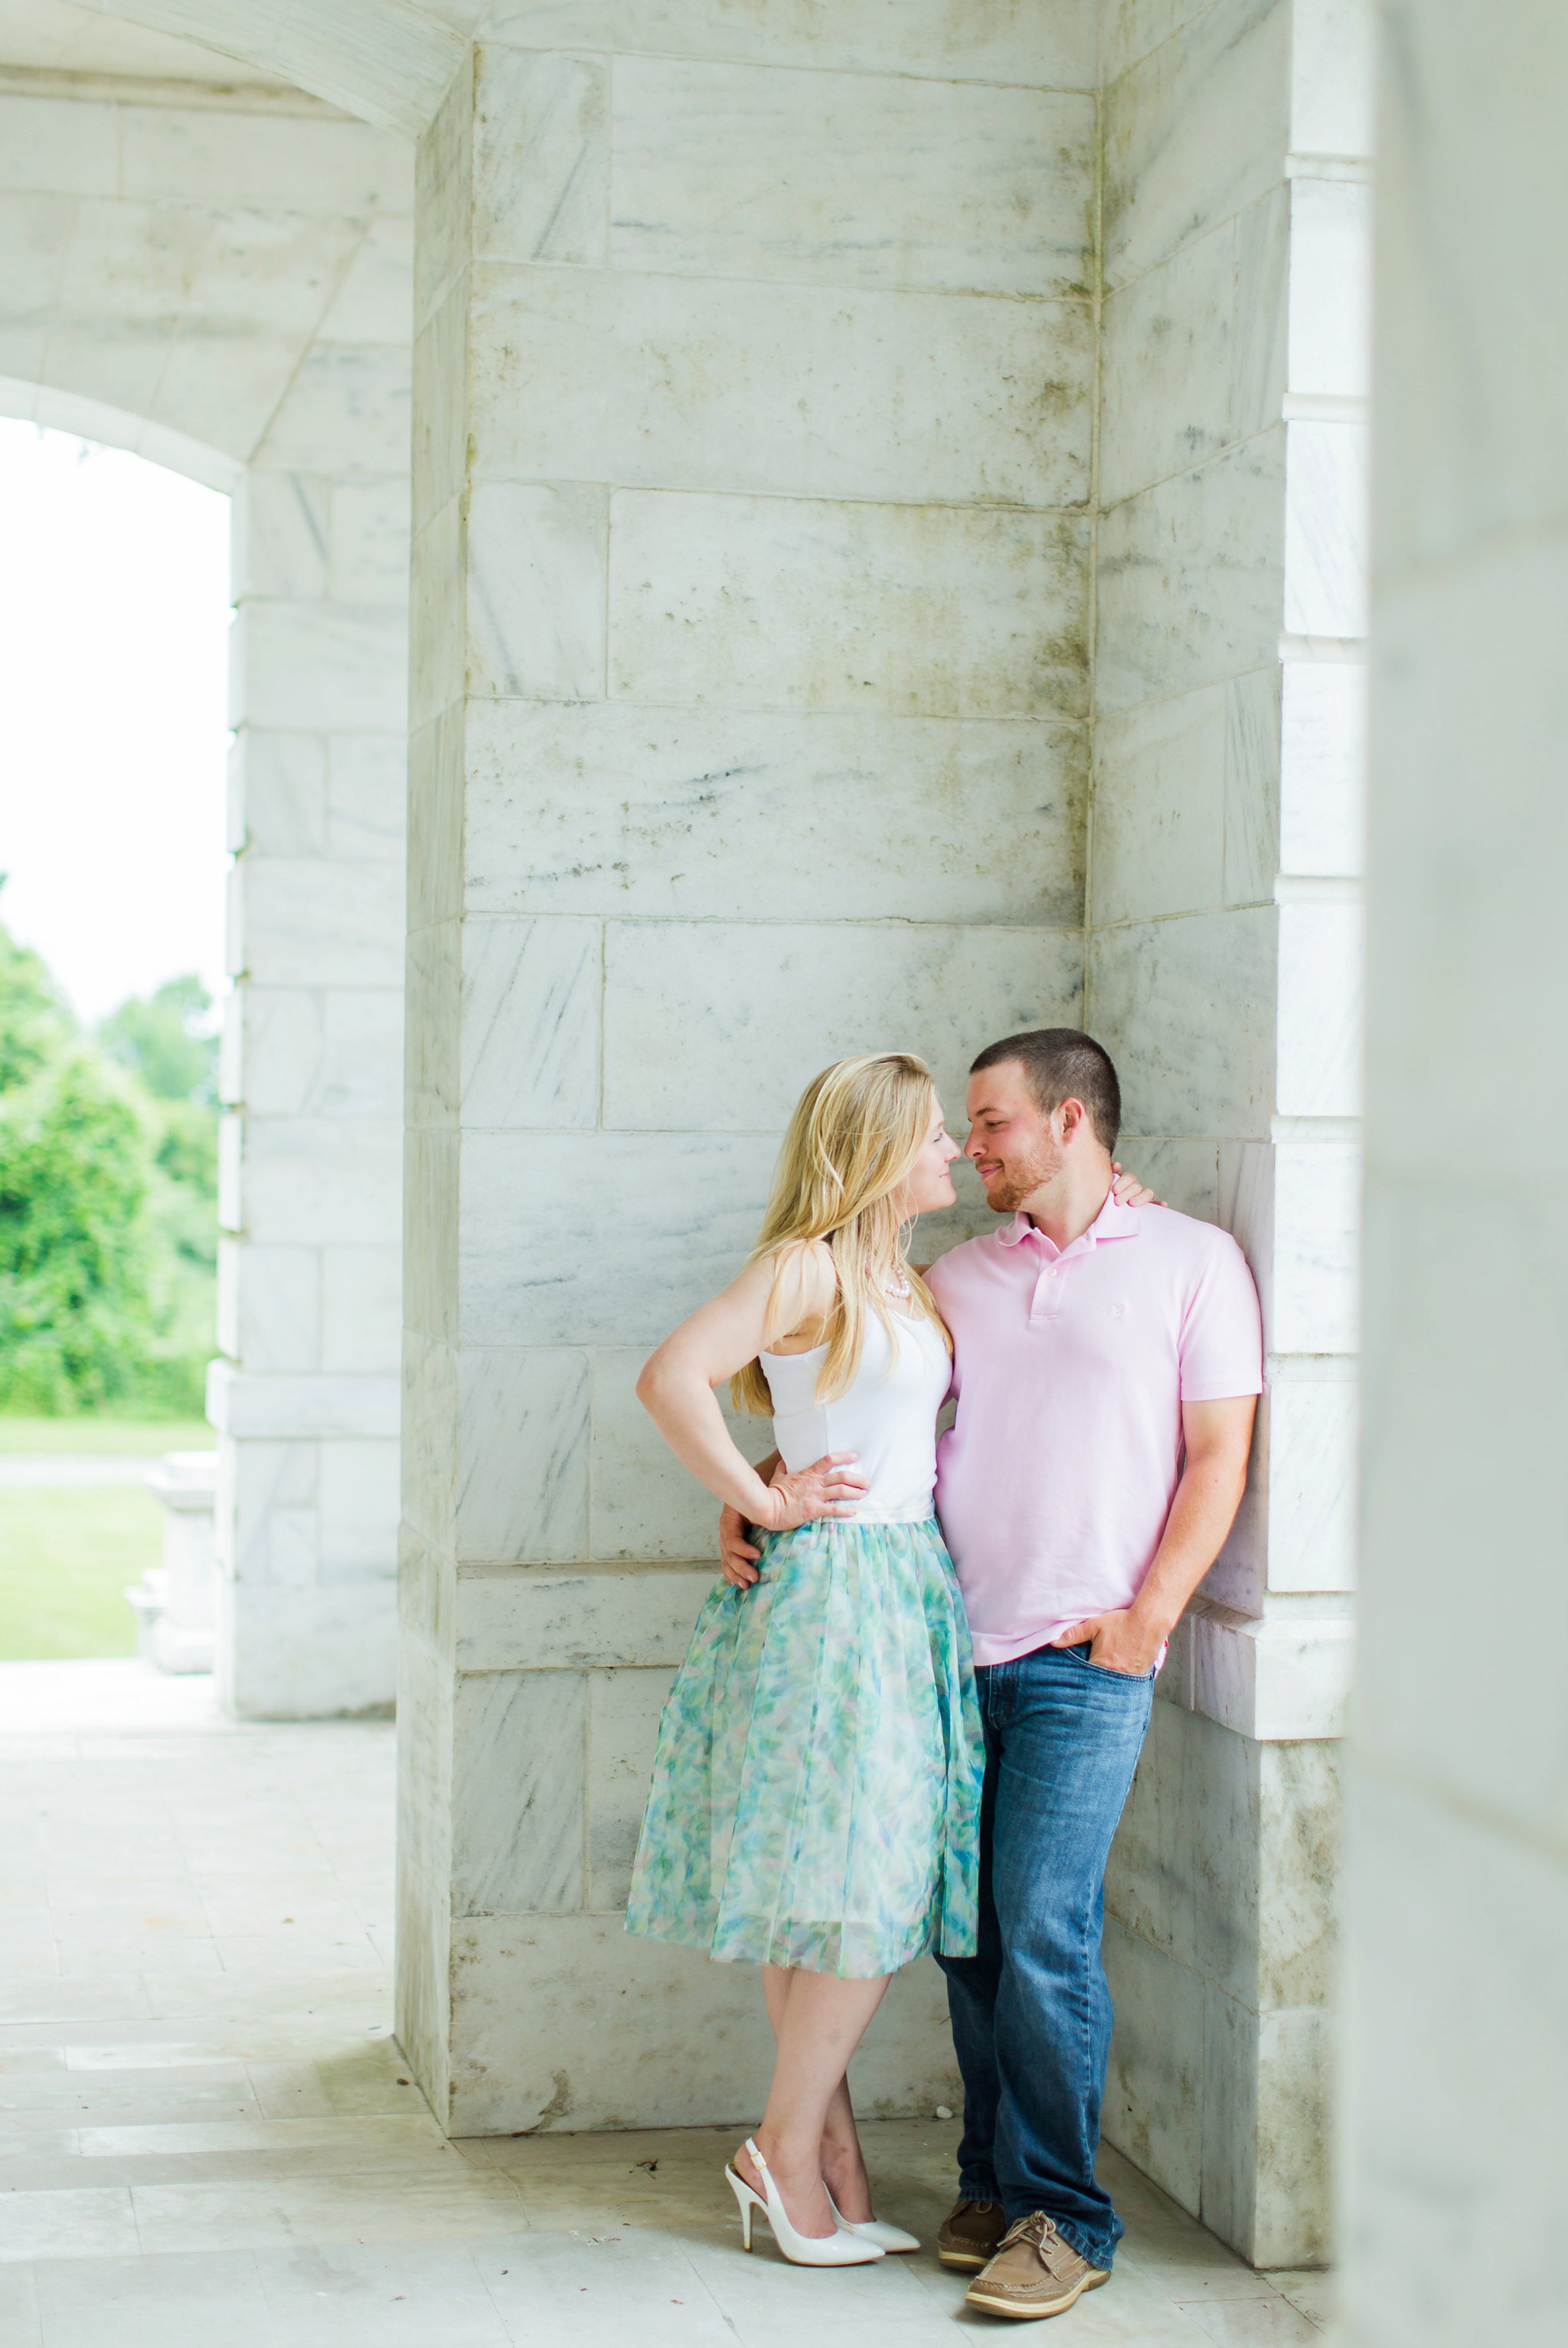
824, 2184, 921, 2255
724, 2139, 886, 2266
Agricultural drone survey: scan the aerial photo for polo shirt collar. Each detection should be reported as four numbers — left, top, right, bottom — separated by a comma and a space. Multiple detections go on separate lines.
998, 1187, 1143, 1257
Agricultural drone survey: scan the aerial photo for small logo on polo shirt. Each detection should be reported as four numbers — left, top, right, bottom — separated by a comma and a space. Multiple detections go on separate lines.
1110, 1302, 1128, 1317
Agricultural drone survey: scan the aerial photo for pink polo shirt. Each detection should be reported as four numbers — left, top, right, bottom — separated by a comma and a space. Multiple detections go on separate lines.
925, 1193, 1263, 1667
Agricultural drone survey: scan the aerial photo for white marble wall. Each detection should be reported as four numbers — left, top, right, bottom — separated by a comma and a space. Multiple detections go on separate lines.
1341, 8, 1568, 2343
0, 74, 414, 1719
214, 183, 413, 1717
1090, 0, 1371, 2267
397, 18, 1098, 2134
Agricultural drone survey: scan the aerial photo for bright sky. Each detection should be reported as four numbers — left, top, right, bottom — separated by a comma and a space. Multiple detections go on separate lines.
0, 419, 231, 1027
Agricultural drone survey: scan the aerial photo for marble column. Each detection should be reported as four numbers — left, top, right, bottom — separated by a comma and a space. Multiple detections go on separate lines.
1089, 0, 1372, 2268
1341, 6, 1568, 2342
396, 18, 1104, 2132
212, 188, 414, 1718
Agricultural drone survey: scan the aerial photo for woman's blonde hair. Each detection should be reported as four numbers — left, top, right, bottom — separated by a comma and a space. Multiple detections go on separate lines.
731, 1052, 952, 1415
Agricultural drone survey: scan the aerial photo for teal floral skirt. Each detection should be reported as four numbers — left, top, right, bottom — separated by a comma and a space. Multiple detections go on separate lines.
625, 1515, 983, 1979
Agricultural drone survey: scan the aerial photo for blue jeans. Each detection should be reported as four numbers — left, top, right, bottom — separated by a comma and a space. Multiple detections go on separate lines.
936, 1643, 1154, 2271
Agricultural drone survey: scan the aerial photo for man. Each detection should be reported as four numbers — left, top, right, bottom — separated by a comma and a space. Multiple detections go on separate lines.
725, 1028, 1261, 2320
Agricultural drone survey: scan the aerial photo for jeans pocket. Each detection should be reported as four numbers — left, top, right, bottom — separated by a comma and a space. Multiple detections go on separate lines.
1073, 1642, 1153, 1685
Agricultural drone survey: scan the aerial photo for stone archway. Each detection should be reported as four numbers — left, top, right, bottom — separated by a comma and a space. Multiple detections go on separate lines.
0, 58, 415, 1714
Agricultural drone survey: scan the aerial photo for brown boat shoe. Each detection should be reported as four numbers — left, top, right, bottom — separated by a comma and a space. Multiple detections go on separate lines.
964, 2211, 1109, 2320
936, 2196, 1008, 2271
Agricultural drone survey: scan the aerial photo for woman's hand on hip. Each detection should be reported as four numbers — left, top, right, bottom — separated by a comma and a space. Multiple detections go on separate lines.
756, 1451, 867, 1535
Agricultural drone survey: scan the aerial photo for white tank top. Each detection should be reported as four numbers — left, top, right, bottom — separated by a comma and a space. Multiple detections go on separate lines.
761, 1307, 952, 1523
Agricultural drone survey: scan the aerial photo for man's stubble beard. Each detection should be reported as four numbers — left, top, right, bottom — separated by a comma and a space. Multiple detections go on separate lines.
981, 1136, 1062, 1215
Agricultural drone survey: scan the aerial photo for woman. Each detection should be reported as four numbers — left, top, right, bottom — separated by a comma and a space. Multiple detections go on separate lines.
626, 1051, 982, 2268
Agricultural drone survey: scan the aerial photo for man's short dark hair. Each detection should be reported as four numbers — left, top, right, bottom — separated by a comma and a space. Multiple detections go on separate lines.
969, 1028, 1122, 1153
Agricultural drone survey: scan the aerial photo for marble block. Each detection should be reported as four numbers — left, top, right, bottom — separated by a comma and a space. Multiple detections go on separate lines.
240, 857, 405, 989
454, 1349, 591, 1565
1284, 418, 1369, 641
1093, 685, 1228, 925
1265, 1138, 1360, 1356
1108, 1136, 1221, 1224
315, 214, 415, 345
234, 471, 330, 602
459, 1133, 778, 1347
586, 1666, 676, 1908
1102, 1918, 1205, 2217
256, 344, 413, 479
1089, 908, 1277, 1141
466, 482, 607, 702
1109, 1703, 1338, 2012
1103, 0, 1221, 86
230, 986, 403, 1121
1279, 659, 1366, 878
609, 58, 1094, 300
0, 92, 119, 197
590, 1349, 751, 1563
1259, 1369, 1357, 1594
472, 47, 606, 267
1290, 0, 1376, 162
456, 1565, 714, 1676
317, 1437, 401, 1577
1183, 1598, 1355, 1741
1102, 0, 1290, 293
208, 1361, 401, 1442
1277, 895, 1363, 1119
601, 918, 1086, 1133
1099, 185, 1288, 509
233, 1116, 403, 1246
233, 600, 409, 734
230, 731, 328, 858
469, 263, 1093, 509
320, 1244, 403, 1374
461, 700, 1086, 927
445, 1915, 958, 2134
609, 491, 1090, 720
220, 1576, 397, 1721
408, 507, 462, 728
460, 916, 600, 1130
117, 100, 410, 214
1097, 435, 1286, 711
328, 732, 407, 857
329, 476, 413, 606
1288, 175, 1373, 401
1202, 1993, 1331, 2268
482, 1, 1100, 89
226, 1243, 321, 1375
405, 920, 461, 1133
450, 1670, 587, 1915
412, 283, 466, 531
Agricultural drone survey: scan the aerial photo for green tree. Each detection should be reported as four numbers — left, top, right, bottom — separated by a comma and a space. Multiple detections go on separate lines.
0, 907, 73, 1091
100, 973, 217, 1106
0, 911, 217, 1416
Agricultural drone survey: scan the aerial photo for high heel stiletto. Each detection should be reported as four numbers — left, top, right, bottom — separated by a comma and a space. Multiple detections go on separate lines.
824, 2184, 920, 2255
724, 2139, 886, 2265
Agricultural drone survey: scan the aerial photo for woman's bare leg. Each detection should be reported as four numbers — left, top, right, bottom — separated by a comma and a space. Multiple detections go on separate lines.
735, 1967, 889, 2237
758, 1964, 874, 2222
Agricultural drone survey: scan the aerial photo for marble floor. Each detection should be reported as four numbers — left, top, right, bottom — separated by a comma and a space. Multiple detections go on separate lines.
0, 1662, 1336, 2345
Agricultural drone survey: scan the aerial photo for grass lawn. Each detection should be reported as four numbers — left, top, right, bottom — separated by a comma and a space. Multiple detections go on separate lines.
0, 1485, 166, 1660
0, 1415, 212, 1454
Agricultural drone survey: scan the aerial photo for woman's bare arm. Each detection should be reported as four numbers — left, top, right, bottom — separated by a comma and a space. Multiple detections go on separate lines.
635, 1254, 862, 1535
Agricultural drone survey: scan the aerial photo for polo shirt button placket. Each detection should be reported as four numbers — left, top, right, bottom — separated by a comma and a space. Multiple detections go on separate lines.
1031, 1264, 1062, 1325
